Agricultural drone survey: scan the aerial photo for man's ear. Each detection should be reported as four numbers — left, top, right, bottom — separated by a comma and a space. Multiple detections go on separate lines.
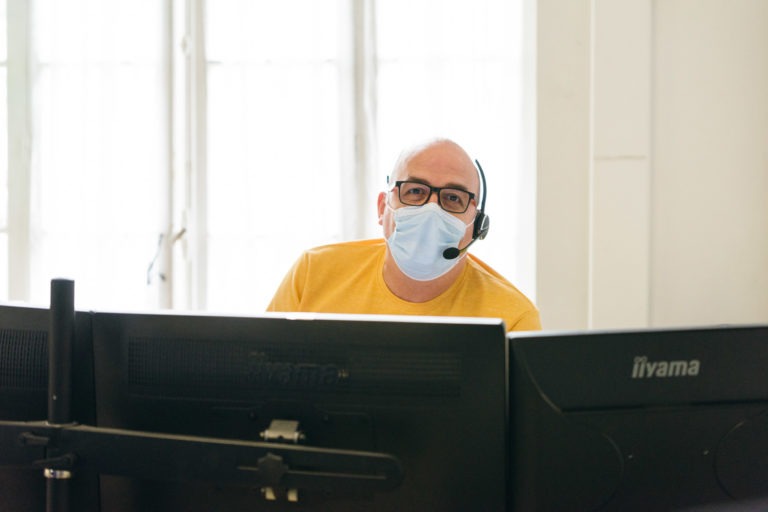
377, 191, 387, 225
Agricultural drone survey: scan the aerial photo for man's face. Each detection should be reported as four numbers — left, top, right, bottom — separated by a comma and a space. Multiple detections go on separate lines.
378, 142, 480, 249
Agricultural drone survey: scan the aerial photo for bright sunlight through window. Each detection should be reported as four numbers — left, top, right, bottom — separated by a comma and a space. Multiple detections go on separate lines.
4, 0, 533, 313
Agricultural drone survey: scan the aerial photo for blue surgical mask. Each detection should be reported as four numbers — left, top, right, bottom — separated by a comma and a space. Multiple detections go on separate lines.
386, 202, 472, 281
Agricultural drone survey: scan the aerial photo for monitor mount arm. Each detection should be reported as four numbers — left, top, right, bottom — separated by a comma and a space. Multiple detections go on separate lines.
0, 420, 403, 494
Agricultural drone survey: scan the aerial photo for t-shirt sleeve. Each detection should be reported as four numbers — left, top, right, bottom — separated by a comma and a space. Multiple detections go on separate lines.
506, 308, 542, 332
266, 252, 308, 312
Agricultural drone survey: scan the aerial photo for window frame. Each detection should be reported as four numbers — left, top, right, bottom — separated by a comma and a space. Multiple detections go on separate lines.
6, 0, 31, 302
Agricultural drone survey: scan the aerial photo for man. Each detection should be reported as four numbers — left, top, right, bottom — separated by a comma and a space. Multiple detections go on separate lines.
267, 138, 541, 331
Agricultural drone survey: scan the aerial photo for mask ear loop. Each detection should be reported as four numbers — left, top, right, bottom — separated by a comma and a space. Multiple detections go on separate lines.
385, 176, 396, 211
385, 189, 397, 212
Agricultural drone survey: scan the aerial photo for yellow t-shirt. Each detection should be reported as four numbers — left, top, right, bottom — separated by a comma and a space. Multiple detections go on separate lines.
267, 239, 541, 332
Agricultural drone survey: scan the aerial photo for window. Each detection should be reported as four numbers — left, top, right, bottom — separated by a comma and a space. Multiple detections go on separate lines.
28, 0, 167, 309
203, 1, 345, 313
4, 0, 533, 312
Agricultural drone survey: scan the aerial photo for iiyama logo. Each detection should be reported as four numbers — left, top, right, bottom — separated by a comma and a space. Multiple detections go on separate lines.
631, 356, 701, 379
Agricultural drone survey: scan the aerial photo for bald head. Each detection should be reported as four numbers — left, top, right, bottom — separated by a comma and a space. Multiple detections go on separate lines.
389, 139, 480, 197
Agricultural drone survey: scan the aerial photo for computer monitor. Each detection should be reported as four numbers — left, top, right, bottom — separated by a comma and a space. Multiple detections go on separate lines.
507, 324, 768, 511
0, 302, 98, 511
91, 311, 508, 511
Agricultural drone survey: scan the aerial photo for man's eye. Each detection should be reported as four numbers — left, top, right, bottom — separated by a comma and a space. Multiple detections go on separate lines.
442, 190, 466, 206
403, 185, 428, 197
444, 193, 461, 204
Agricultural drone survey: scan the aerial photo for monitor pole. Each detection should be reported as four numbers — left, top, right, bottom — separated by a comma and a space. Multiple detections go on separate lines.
46, 278, 75, 512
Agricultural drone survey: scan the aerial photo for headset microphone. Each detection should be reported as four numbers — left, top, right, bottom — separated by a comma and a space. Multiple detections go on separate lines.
443, 159, 490, 260
443, 237, 480, 260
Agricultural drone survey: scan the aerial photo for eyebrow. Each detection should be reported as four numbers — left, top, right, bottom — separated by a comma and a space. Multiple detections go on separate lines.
401, 176, 472, 193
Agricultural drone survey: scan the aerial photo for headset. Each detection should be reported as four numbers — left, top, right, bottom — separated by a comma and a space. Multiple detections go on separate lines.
443, 159, 490, 260
472, 159, 490, 241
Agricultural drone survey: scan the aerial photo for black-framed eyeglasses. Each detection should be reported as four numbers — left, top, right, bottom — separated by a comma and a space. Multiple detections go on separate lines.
394, 180, 476, 214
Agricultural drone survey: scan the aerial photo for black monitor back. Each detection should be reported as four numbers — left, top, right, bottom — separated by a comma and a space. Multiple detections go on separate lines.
92, 312, 508, 511
0, 303, 98, 511
508, 325, 768, 511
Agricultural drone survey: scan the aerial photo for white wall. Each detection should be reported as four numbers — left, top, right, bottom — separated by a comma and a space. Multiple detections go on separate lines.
536, 0, 768, 330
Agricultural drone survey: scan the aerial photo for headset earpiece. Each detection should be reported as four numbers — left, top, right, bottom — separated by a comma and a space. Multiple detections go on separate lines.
473, 211, 490, 240
473, 159, 490, 240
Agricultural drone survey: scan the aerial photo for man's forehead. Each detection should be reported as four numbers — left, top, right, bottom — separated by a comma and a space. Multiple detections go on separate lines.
396, 159, 478, 190
399, 173, 473, 192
